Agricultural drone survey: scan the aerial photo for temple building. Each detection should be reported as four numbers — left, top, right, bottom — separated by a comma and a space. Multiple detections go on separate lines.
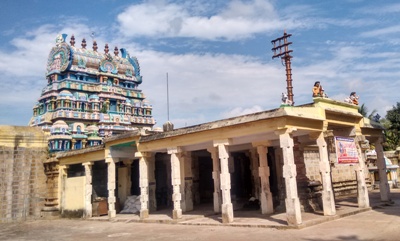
50, 97, 391, 226
14, 34, 392, 227
29, 34, 155, 152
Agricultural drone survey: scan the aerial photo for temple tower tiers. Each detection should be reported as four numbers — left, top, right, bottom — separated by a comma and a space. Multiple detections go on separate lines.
29, 33, 155, 152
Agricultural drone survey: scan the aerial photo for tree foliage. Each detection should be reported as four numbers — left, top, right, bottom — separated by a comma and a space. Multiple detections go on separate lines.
383, 102, 400, 150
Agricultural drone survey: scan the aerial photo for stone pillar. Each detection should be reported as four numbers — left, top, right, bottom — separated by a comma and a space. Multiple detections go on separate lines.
83, 162, 93, 218
314, 132, 336, 215
249, 149, 260, 200
105, 156, 117, 218
59, 165, 68, 214
208, 147, 222, 213
135, 152, 150, 219
181, 151, 193, 212
228, 156, 236, 204
168, 147, 182, 219
276, 128, 302, 225
352, 135, 370, 208
253, 142, 273, 215
214, 139, 234, 223
375, 137, 391, 202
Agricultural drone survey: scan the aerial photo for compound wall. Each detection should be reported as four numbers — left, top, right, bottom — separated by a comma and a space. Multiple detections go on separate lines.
0, 126, 48, 223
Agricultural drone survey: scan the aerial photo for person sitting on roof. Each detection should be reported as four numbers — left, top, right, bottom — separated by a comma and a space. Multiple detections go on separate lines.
349, 92, 359, 105
312, 81, 327, 97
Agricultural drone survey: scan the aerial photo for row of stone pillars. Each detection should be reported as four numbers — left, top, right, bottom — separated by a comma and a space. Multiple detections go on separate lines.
58, 131, 390, 226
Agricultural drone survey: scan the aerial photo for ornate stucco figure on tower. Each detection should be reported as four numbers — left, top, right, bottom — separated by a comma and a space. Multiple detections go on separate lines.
29, 34, 155, 152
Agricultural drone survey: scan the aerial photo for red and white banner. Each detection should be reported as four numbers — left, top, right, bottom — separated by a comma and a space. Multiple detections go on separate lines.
334, 136, 359, 164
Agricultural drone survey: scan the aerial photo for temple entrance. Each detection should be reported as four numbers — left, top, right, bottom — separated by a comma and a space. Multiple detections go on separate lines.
130, 160, 140, 196
155, 154, 172, 210
91, 160, 108, 217
197, 155, 214, 204
231, 152, 253, 207
92, 161, 108, 200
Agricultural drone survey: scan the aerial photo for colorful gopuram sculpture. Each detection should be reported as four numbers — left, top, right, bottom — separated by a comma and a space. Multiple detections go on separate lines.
29, 34, 155, 152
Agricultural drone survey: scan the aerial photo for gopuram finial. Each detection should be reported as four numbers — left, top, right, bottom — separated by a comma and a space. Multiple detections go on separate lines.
81, 38, 87, 49
104, 44, 109, 54
114, 46, 119, 56
93, 40, 98, 52
70, 35, 75, 46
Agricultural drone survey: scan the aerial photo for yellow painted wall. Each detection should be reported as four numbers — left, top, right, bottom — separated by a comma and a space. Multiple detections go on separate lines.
64, 176, 85, 210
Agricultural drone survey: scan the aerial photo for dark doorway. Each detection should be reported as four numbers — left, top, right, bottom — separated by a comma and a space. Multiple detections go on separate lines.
131, 160, 140, 195
92, 160, 108, 199
267, 147, 280, 207
198, 156, 214, 203
155, 154, 171, 209
231, 152, 252, 201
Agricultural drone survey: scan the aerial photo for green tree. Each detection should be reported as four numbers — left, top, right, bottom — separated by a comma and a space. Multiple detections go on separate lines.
384, 102, 400, 150
358, 103, 368, 117
358, 103, 378, 119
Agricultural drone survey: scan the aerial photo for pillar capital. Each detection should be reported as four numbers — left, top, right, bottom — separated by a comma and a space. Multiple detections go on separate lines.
135, 151, 152, 158
252, 140, 271, 148
123, 159, 134, 165
105, 156, 117, 163
167, 147, 182, 155
274, 127, 297, 136
82, 162, 93, 167
213, 139, 231, 147
207, 146, 217, 154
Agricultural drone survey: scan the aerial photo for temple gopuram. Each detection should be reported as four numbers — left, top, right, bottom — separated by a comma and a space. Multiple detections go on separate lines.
29, 34, 155, 152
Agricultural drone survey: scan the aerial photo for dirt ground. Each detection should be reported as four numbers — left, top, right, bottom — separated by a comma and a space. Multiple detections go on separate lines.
1, 190, 400, 241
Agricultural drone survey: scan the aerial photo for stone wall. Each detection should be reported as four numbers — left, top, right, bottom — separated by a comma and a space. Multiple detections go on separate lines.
0, 126, 48, 223
304, 150, 361, 197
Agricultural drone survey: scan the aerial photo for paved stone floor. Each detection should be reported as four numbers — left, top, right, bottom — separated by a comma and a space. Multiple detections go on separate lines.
1, 189, 400, 241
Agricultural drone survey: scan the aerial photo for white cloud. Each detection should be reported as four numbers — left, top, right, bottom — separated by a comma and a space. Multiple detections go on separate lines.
116, 0, 305, 41
360, 25, 400, 38
221, 105, 264, 119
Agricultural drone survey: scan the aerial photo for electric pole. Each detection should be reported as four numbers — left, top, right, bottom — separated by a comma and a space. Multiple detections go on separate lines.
271, 31, 294, 104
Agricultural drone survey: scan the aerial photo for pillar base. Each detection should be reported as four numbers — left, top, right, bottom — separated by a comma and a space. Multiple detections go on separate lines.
221, 203, 234, 224
260, 194, 274, 215
140, 209, 149, 219
172, 209, 182, 219
285, 198, 302, 225
213, 192, 221, 213
108, 210, 116, 218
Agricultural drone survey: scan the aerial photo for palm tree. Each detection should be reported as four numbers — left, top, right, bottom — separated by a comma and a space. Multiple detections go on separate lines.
358, 103, 368, 117
358, 103, 378, 120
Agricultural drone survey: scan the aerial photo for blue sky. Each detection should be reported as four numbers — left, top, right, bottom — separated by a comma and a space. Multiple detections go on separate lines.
1, 0, 400, 128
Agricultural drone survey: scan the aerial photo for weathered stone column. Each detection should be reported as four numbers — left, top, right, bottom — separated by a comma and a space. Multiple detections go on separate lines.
59, 165, 68, 214
105, 156, 117, 218
214, 139, 234, 223
168, 147, 182, 219
275, 128, 302, 225
313, 132, 336, 215
353, 135, 370, 208
249, 149, 260, 200
228, 156, 236, 204
181, 151, 193, 212
375, 137, 391, 202
83, 162, 93, 218
135, 152, 150, 219
253, 142, 273, 215
208, 147, 222, 213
